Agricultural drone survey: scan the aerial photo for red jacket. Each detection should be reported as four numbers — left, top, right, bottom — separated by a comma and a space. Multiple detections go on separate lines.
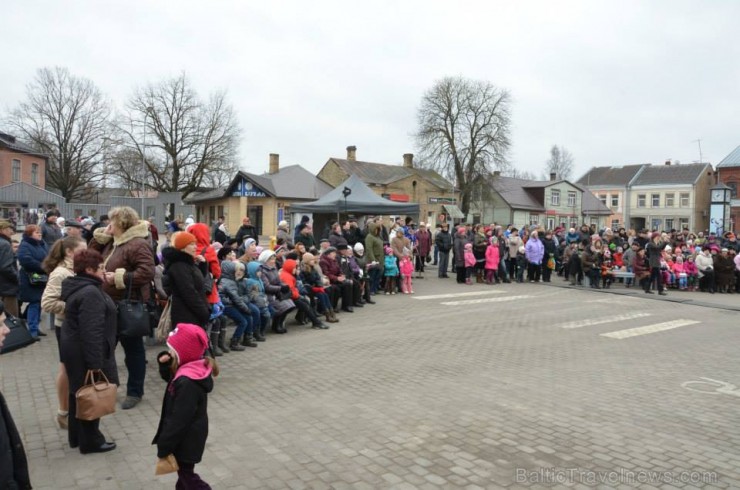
319, 254, 342, 284
278, 259, 300, 300
189, 223, 221, 304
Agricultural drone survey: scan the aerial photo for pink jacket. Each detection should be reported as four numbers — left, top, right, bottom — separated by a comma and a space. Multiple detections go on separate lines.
464, 250, 476, 268
684, 261, 698, 275
399, 257, 414, 276
485, 244, 500, 269
671, 262, 685, 274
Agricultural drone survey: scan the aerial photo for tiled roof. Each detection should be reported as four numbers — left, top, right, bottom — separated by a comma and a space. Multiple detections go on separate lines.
576, 165, 645, 187
329, 158, 452, 190
490, 176, 545, 211
717, 145, 740, 169
0, 132, 49, 159
631, 163, 711, 186
186, 165, 332, 203
573, 184, 612, 215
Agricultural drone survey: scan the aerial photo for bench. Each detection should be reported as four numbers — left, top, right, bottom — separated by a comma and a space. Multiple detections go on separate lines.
611, 271, 635, 279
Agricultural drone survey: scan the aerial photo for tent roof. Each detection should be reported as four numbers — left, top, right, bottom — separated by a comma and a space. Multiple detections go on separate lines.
290, 174, 420, 215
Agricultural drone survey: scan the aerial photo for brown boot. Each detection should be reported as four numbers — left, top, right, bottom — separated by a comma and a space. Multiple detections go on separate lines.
476, 271, 483, 283
326, 310, 338, 323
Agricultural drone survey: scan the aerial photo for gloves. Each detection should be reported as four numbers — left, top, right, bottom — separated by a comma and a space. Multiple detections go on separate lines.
209, 301, 224, 320
280, 285, 290, 294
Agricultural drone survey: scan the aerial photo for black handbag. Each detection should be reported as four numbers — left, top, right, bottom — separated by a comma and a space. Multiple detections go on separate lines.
0, 314, 36, 354
117, 273, 149, 337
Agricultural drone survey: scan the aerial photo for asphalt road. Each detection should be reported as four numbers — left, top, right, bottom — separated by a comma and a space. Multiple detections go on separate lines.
2, 271, 739, 489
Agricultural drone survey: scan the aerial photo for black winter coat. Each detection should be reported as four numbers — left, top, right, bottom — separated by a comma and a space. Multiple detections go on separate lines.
0, 235, 18, 297
17, 235, 48, 303
162, 248, 210, 328
235, 224, 258, 246
0, 390, 31, 490
453, 233, 467, 267
60, 274, 119, 393
435, 230, 452, 252
153, 354, 213, 464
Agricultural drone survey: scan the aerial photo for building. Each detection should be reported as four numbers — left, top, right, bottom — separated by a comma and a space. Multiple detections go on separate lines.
576, 164, 645, 230
0, 132, 47, 189
316, 146, 457, 226
479, 172, 611, 229
186, 154, 332, 236
626, 162, 714, 232
716, 145, 740, 232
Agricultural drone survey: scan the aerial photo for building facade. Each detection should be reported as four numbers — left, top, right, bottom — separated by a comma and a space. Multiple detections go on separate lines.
576, 165, 645, 231
716, 145, 740, 232
317, 146, 457, 227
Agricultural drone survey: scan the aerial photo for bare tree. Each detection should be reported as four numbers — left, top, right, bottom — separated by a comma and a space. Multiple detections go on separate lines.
114, 73, 240, 198
415, 76, 511, 216
505, 168, 541, 181
544, 145, 574, 181
5, 67, 113, 201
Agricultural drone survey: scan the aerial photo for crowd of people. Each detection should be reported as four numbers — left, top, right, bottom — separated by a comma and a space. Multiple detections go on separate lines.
2, 207, 739, 488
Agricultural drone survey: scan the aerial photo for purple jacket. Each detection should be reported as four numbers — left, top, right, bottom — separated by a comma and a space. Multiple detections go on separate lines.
525, 237, 545, 265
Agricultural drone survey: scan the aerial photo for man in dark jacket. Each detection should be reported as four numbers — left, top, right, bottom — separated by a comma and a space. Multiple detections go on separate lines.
40, 210, 62, 247
234, 217, 258, 246
453, 226, 468, 283
434, 224, 452, 278
0, 221, 19, 318
645, 232, 667, 295
295, 224, 316, 250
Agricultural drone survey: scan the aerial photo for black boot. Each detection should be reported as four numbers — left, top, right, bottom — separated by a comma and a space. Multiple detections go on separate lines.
218, 328, 230, 353
242, 335, 258, 347
210, 332, 223, 357
229, 337, 246, 351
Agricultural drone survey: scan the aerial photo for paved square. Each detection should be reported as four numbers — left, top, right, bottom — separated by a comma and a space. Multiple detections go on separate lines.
2, 273, 739, 488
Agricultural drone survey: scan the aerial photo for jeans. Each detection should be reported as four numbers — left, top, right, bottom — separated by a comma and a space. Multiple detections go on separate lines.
223, 306, 254, 340
119, 335, 146, 398
433, 245, 439, 264
368, 267, 381, 293
438, 251, 450, 277
26, 302, 41, 336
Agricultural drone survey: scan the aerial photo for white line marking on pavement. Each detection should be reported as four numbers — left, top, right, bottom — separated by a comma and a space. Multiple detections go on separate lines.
557, 312, 652, 330
600, 319, 700, 339
441, 295, 531, 306
413, 290, 506, 300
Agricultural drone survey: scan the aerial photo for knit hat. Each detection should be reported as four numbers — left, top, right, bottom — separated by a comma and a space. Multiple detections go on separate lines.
167, 323, 209, 365
278, 220, 288, 228
457, 226, 466, 234
244, 238, 256, 249
172, 231, 197, 250
258, 250, 276, 263
353, 243, 364, 253
337, 244, 349, 251
323, 246, 337, 255
464, 243, 472, 250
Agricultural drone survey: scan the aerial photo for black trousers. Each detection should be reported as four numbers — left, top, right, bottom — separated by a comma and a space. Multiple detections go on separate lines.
527, 263, 541, 282
68, 394, 105, 452
294, 297, 321, 325
456, 265, 466, 283
648, 266, 664, 292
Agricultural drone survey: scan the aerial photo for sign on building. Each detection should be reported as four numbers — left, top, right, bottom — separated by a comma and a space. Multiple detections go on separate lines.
232, 177, 267, 198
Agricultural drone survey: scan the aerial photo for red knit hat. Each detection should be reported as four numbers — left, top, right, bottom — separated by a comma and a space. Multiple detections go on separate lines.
167, 323, 208, 365
172, 231, 197, 250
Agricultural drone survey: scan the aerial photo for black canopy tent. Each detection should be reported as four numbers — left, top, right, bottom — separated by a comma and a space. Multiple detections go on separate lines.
290, 175, 419, 239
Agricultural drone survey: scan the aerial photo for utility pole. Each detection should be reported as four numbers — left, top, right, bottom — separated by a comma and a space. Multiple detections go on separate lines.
695, 138, 703, 164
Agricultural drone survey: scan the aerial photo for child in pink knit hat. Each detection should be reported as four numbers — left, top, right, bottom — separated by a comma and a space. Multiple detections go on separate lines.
154, 323, 218, 488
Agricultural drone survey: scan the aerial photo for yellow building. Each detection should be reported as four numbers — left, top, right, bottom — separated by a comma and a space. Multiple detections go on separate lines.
317, 146, 458, 226
186, 154, 332, 237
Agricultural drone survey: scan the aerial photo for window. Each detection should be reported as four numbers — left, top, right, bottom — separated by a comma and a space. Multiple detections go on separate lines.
679, 193, 690, 207
665, 193, 674, 207
651, 194, 660, 207
728, 182, 737, 198
637, 194, 646, 207
31, 163, 39, 185
679, 218, 689, 230
611, 219, 620, 230
598, 194, 607, 206
529, 213, 539, 225
11, 159, 21, 182
665, 218, 674, 231
651, 218, 662, 231
567, 192, 577, 207
546, 217, 555, 230
611, 195, 619, 208
551, 190, 560, 206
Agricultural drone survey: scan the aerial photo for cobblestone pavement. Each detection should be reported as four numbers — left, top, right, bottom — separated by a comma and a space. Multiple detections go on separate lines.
2, 269, 739, 489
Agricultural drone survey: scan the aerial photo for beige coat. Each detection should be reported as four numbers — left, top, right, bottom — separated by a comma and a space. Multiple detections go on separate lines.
40, 258, 74, 327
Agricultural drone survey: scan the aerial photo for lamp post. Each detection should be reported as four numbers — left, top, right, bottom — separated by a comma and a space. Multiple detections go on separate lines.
140, 107, 154, 219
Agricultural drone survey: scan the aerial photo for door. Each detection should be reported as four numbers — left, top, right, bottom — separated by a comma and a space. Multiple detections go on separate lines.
247, 205, 263, 236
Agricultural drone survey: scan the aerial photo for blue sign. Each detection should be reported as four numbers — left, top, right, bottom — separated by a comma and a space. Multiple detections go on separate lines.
232, 177, 267, 197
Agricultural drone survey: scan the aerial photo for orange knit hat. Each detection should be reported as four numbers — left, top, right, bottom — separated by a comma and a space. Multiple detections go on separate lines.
172, 231, 197, 250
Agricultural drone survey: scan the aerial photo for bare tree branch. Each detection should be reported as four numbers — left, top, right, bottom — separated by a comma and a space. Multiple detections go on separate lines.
4, 67, 113, 201
415, 76, 511, 215
544, 144, 574, 181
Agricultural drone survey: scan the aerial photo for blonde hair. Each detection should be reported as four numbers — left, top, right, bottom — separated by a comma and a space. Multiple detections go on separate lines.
109, 206, 140, 231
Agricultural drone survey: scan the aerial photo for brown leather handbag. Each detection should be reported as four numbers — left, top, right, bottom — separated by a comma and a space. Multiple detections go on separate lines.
75, 369, 118, 421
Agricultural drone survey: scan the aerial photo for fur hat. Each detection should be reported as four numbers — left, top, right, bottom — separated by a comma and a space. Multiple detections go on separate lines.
172, 231, 197, 250
167, 323, 209, 365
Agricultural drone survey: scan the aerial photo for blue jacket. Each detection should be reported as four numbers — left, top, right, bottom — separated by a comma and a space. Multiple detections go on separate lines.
18, 235, 48, 302
525, 237, 545, 265
384, 255, 399, 277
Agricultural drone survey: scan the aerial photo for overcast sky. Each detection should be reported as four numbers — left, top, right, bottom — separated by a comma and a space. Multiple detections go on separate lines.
3, 0, 739, 182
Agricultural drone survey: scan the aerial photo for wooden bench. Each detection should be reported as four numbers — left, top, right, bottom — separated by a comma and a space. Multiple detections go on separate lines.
611, 271, 635, 280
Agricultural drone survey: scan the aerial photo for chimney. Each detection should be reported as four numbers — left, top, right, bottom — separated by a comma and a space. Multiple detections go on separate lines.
550, 172, 557, 181
269, 153, 279, 174
493, 170, 501, 177
403, 153, 414, 168
665, 159, 671, 166
346, 146, 357, 161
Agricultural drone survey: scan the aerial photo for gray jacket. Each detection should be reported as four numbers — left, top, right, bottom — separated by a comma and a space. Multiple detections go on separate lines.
40, 221, 62, 247
217, 261, 251, 314
0, 235, 18, 297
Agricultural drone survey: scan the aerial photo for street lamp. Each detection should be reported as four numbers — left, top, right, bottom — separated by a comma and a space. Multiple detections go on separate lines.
141, 106, 154, 219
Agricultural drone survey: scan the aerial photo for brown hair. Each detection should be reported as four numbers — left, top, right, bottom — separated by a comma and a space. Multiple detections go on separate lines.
24, 225, 39, 237
43, 236, 85, 273
73, 249, 104, 275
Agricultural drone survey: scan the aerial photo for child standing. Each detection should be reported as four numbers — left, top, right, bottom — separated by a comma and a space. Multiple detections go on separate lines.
673, 255, 688, 290
516, 246, 527, 283
399, 249, 414, 294
154, 323, 218, 489
463, 243, 476, 285
484, 237, 500, 284
383, 246, 399, 295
